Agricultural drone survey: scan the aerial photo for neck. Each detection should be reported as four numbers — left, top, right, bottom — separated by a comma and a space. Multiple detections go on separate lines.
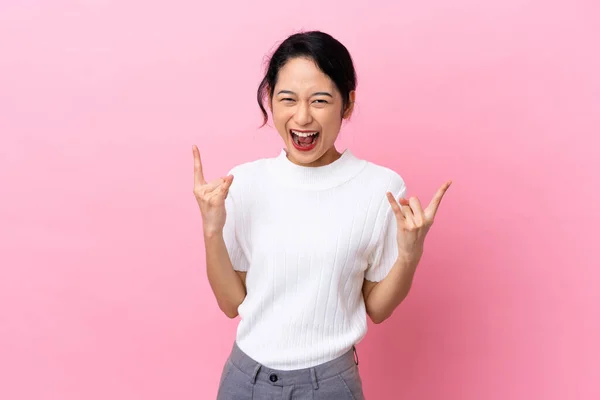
286, 146, 342, 167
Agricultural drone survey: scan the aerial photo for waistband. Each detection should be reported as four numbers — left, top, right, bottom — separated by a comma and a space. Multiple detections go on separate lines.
227, 342, 359, 389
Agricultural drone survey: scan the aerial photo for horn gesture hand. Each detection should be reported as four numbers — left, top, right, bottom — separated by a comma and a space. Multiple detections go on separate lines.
386, 181, 452, 264
192, 145, 234, 236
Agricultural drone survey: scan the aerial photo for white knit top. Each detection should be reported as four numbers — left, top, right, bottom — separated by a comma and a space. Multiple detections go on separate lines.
222, 148, 407, 370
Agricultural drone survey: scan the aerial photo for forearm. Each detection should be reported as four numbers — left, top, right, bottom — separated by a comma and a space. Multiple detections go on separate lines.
365, 256, 419, 324
204, 230, 246, 318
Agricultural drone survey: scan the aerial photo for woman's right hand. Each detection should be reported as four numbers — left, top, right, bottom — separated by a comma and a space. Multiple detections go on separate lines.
193, 145, 234, 236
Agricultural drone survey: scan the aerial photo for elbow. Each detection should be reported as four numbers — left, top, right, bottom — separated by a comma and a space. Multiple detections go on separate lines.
367, 307, 391, 324
370, 312, 390, 324
369, 291, 411, 324
218, 302, 240, 319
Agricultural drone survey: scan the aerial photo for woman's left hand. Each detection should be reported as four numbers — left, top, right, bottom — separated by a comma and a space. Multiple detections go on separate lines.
386, 180, 452, 266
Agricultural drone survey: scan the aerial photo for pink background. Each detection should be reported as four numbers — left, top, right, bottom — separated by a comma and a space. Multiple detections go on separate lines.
1, 1, 599, 399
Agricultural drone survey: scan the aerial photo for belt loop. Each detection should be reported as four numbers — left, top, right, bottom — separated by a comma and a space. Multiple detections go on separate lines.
310, 367, 319, 390
250, 363, 261, 384
353, 345, 359, 366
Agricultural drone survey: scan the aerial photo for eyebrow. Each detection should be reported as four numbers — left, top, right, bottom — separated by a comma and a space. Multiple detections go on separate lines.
277, 90, 333, 98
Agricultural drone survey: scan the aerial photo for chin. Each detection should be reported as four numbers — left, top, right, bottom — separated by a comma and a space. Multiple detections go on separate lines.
288, 144, 337, 167
286, 146, 320, 163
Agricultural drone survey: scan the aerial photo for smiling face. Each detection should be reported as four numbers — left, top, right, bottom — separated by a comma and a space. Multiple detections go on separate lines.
270, 57, 355, 167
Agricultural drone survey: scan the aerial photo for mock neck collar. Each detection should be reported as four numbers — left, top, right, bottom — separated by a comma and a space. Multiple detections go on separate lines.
268, 148, 367, 190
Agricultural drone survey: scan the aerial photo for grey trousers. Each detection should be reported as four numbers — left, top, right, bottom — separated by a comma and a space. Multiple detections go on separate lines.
216, 342, 365, 400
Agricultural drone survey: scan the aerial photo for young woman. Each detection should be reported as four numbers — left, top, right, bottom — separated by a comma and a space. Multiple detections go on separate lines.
193, 31, 451, 400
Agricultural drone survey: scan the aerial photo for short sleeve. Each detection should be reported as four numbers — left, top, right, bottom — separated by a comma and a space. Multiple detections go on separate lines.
365, 180, 407, 282
222, 181, 250, 272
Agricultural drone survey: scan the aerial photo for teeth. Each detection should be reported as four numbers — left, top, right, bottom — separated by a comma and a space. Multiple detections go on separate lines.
291, 130, 318, 137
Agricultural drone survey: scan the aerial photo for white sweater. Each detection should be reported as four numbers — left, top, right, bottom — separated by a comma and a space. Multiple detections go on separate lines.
222, 148, 407, 370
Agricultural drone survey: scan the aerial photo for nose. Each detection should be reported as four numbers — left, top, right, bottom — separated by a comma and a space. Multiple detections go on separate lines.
293, 102, 313, 126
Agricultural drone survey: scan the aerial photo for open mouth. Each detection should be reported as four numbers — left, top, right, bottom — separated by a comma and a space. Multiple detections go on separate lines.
290, 129, 320, 151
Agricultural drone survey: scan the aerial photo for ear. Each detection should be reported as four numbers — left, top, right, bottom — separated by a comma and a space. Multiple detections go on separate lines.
343, 90, 356, 119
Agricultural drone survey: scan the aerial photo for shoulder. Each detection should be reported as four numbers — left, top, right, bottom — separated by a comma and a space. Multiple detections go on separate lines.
359, 159, 408, 196
227, 157, 269, 180
226, 156, 273, 199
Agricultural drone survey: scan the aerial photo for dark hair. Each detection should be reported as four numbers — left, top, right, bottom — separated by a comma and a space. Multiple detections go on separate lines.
257, 31, 357, 127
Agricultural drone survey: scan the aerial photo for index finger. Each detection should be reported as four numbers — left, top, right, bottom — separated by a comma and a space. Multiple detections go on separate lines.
193, 145, 207, 185
425, 180, 452, 220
